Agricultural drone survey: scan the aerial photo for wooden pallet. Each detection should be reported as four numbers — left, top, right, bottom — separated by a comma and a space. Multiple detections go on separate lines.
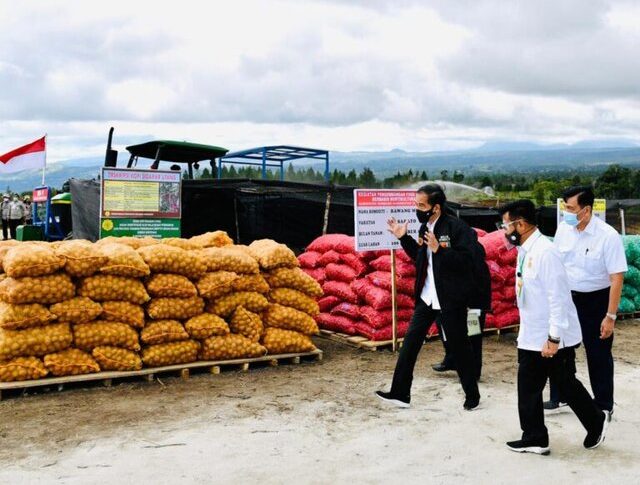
483, 324, 520, 336
0, 350, 323, 400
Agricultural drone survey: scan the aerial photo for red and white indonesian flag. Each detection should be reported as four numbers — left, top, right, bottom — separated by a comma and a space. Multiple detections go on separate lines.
0, 136, 46, 174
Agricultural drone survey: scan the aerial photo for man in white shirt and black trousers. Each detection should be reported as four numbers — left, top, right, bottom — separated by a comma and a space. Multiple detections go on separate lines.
499, 200, 609, 455
545, 186, 627, 418
376, 184, 486, 411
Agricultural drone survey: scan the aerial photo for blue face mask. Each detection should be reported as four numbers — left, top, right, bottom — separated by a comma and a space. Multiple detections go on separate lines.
563, 210, 580, 226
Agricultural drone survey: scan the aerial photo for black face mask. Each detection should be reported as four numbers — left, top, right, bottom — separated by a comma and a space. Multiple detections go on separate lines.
416, 208, 434, 224
505, 229, 521, 247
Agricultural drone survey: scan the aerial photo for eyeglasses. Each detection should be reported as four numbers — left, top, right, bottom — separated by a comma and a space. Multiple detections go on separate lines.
495, 219, 522, 231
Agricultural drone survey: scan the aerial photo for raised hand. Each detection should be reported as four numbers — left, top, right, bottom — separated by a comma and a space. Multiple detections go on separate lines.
387, 217, 408, 239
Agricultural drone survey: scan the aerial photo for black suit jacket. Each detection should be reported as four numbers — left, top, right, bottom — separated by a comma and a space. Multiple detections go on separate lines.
399, 213, 491, 311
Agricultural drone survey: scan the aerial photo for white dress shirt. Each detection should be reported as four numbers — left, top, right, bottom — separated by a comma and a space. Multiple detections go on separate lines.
554, 216, 628, 292
515, 229, 582, 351
420, 217, 441, 310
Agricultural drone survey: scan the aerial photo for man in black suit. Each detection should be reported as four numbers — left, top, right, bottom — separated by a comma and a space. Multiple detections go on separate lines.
376, 184, 489, 410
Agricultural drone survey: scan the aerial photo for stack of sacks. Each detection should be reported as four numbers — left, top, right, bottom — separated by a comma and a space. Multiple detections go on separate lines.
477, 230, 519, 329
619, 235, 640, 313
300, 234, 416, 341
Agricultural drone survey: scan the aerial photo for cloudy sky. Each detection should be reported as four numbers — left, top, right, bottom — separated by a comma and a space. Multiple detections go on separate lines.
1, 0, 639, 163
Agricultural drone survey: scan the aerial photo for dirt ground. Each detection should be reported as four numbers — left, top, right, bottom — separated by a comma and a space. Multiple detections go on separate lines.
1, 323, 639, 485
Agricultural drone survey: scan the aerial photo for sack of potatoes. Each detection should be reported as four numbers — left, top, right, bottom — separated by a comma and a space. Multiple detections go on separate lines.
98, 243, 151, 278
146, 296, 205, 320
229, 306, 264, 343
50, 297, 103, 324
142, 340, 200, 367
198, 247, 259, 274
268, 288, 320, 316
0, 302, 56, 330
162, 237, 203, 251
189, 231, 234, 249
54, 240, 108, 277
78, 275, 150, 304
92, 346, 143, 372
0, 322, 73, 360
265, 268, 323, 297
206, 291, 269, 318
146, 273, 198, 298
184, 313, 229, 340
0, 273, 76, 305
2, 244, 65, 278
44, 348, 100, 376
199, 334, 266, 361
137, 245, 207, 280
96, 236, 158, 250
0, 356, 49, 382
263, 304, 320, 335
248, 239, 299, 270
231, 274, 270, 294
141, 320, 189, 345
101, 301, 145, 329
196, 271, 239, 300
73, 321, 141, 351
261, 328, 317, 354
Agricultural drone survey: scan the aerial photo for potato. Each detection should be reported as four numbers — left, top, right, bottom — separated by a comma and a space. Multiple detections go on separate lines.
44, 349, 100, 376
73, 321, 141, 351
142, 340, 200, 367
196, 271, 239, 299
184, 313, 229, 340
50, 297, 103, 324
97, 236, 159, 249
54, 240, 108, 277
265, 267, 323, 297
261, 328, 317, 354
0, 273, 75, 305
92, 346, 142, 371
263, 304, 319, 335
248, 239, 299, 270
199, 247, 259, 274
98, 243, 151, 278
0, 302, 56, 330
162, 238, 203, 251
146, 297, 204, 320
2, 245, 65, 278
141, 320, 189, 345
0, 323, 72, 360
200, 334, 266, 361
206, 292, 269, 318
189, 231, 233, 248
229, 307, 263, 343
101, 301, 145, 329
268, 288, 320, 316
232, 274, 270, 294
146, 273, 198, 298
0, 356, 49, 382
137, 245, 207, 280
78, 275, 150, 304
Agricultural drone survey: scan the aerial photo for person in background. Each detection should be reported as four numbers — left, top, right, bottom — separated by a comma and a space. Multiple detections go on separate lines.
499, 200, 609, 455
1, 194, 10, 240
22, 196, 32, 225
8, 194, 26, 240
545, 186, 626, 418
376, 184, 482, 411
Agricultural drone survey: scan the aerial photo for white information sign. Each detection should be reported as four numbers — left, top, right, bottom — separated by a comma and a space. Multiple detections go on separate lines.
354, 189, 419, 252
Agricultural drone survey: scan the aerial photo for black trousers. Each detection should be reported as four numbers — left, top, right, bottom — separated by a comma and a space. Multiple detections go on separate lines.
436, 312, 485, 380
549, 287, 613, 411
8, 219, 20, 240
1, 218, 8, 240
519, 346, 602, 443
391, 299, 480, 401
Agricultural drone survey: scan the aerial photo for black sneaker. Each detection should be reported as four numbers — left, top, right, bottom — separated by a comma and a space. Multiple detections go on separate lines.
506, 439, 550, 455
375, 390, 410, 409
584, 411, 610, 449
463, 397, 481, 411
432, 361, 455, 373
543, 400, 569, 415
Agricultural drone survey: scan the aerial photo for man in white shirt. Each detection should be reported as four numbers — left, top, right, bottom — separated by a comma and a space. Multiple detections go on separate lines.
546, 186, 627, 416
499, 200, 609, 455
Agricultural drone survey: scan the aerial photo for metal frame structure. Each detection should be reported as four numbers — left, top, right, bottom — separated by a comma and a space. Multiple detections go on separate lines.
219, 145, 330, 182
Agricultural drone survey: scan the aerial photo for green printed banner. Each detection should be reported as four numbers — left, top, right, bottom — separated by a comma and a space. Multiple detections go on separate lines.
100, 218, 181, 239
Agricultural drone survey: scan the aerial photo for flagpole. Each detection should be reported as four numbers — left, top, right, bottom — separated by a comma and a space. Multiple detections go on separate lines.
41, 134, 47, 186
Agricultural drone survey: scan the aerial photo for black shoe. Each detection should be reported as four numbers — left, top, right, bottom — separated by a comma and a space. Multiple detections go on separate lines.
463, 397, 481, 411
506, 439, 550, 455
543, 400, 569, 415
608, 409, 614, 422
584, 411, 610, 449
432, 361, 455, 372
375, 390, 411, 409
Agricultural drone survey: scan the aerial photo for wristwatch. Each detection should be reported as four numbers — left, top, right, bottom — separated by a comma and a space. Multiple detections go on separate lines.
547, 335, 561, 344
606, 312, 617, 321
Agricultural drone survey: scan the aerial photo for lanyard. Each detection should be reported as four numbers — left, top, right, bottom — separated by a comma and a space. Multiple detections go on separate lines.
516, 232, 543, 299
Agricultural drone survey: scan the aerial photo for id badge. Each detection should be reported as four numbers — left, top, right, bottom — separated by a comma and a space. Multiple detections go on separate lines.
467, 309, 481, 337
